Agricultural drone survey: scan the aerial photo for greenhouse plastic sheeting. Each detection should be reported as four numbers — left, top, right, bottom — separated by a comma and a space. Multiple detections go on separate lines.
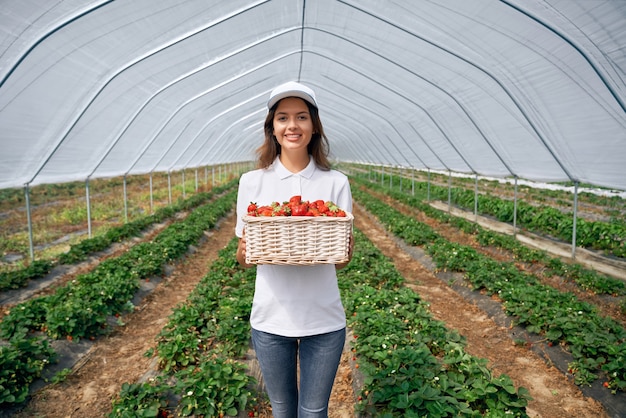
1, 0, 625, 190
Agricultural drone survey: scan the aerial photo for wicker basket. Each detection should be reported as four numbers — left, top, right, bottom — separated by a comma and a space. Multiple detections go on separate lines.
243, 213, 353, 265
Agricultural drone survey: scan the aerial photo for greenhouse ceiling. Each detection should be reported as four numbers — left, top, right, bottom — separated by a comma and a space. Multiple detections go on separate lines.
0, 0, 625, 191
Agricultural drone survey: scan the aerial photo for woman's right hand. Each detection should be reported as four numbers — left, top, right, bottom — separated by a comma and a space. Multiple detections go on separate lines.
236, 232, 253, 268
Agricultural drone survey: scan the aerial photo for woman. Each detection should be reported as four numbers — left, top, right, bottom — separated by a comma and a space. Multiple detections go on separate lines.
235, 81, 353, 418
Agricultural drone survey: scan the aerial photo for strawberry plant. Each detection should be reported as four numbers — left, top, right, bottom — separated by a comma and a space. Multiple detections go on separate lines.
175, 355, 252, 417
0, 260, 54, 291
0, 336, 56, 405
109, 380, 170, 417
0, 296, 50, 340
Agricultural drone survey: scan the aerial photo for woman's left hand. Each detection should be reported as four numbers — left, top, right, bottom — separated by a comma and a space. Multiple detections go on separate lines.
336, 232, 354, 270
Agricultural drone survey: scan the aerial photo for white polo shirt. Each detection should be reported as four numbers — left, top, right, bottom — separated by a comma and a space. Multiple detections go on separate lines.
235, 156, 353, 337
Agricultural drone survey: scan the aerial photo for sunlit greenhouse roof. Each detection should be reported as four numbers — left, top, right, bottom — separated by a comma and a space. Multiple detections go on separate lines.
1, 0, 624, 190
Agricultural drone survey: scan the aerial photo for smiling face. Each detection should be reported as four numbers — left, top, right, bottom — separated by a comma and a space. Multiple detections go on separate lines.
272, 97, 314, 156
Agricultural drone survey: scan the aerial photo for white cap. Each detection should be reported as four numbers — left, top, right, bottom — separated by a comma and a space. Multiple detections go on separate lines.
267, 81, 318, 109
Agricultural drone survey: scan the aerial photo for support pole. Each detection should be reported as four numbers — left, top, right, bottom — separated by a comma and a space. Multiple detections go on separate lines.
167, 172, 172, 205
474, 174, 479, 222
411, 169, 415, 196
447, 171, 452, 212
182, 170, 186, 200
149, 173, 154, 214
513, 177, 518, 237
427, 169, 431, 202
572, 182, 579, 259
195, 169, 199, 192
123, 175, 128, 223
24, 184, 35, 261
86, 178, 92, 238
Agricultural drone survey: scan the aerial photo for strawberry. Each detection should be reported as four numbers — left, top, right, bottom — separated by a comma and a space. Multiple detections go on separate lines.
292, 203, 308, 216
307, 206, 321, 216
247, 202, 257, 215
314, 200, 330, 214
256, 205, 274, 216
251, 196, 347, 217
274, 205, 289, 216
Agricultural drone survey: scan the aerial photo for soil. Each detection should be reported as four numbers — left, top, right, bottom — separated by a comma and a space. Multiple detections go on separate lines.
2, 191, 624, 417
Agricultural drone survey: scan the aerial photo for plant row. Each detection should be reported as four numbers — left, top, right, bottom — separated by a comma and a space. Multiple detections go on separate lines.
0, 188, 237, 407
351, 183, 626, 393
109, 238, 258, 417
358, 171, 626, 259
353, 175, 625, 298
372, 166, 626, 212
0, 181, 238, 292
339, 229, 531, 416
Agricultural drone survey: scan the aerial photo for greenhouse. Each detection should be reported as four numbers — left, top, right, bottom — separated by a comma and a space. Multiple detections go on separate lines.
1, 1, 625, 417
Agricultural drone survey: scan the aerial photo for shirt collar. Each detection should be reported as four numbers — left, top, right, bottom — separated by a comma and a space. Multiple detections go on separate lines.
273, 155, 316, 179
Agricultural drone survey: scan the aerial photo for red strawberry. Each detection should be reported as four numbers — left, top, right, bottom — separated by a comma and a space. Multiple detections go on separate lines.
257, 205, 274, 216
315, 200, 329, 214
307, 207, 321, 216
274, 205, 289, 216
292, 203, 308, 216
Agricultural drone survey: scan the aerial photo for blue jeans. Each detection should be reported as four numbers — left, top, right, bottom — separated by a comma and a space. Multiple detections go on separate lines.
251, 327, 346, 418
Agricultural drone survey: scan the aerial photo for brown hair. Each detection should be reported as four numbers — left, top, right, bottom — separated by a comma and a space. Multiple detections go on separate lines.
256, 99, 331, 170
